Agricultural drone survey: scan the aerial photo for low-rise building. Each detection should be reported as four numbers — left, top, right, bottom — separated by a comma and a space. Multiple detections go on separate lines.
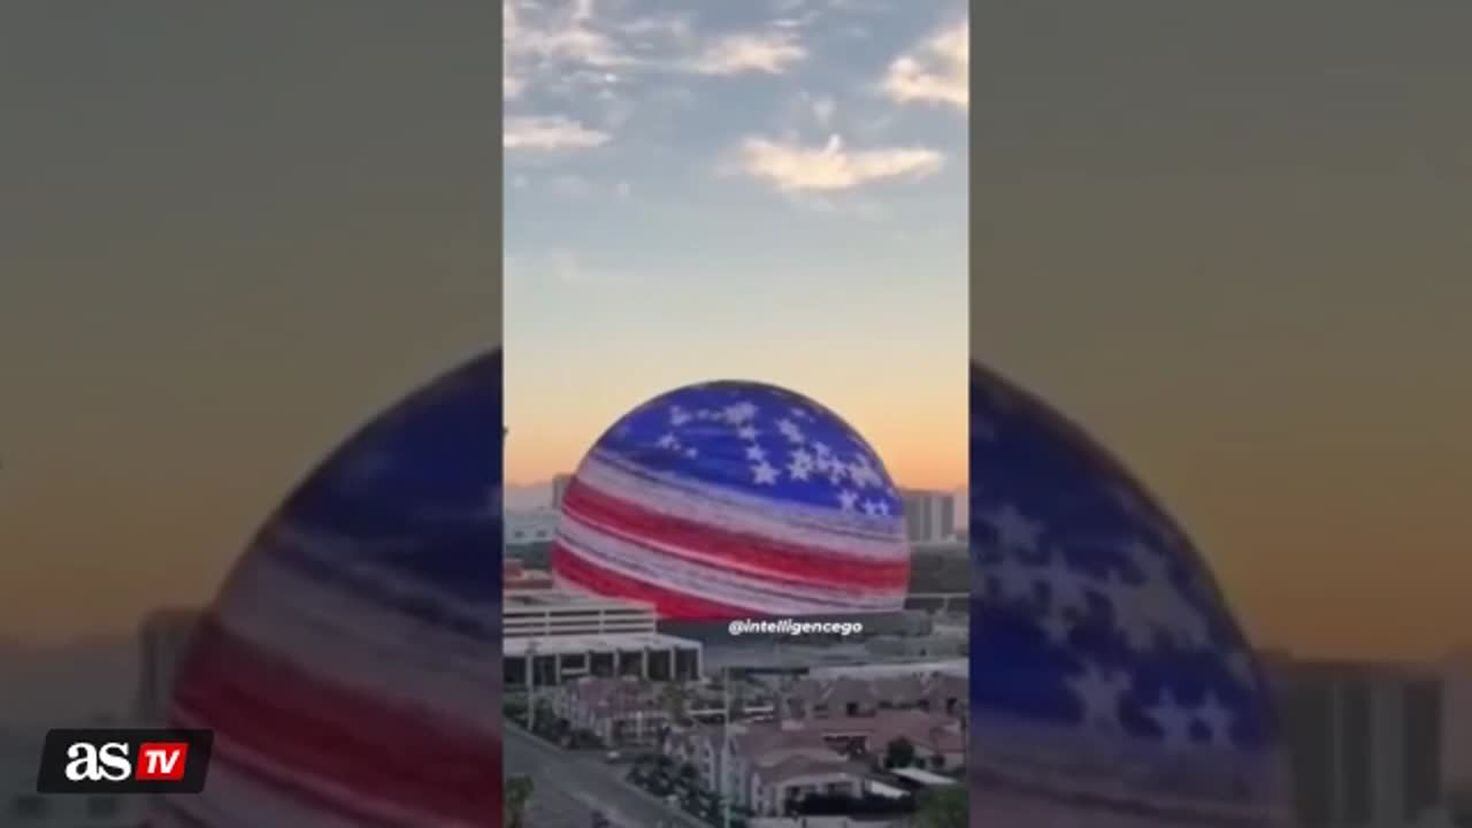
749, 754, 870, 817
503, 589, 702, 687
780, 670, 967, 721
503, 560, 553, 590
665, 708, 964, 817
550, 676, 673, 747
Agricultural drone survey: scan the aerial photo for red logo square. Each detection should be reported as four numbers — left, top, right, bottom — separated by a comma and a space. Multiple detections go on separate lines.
134, 742, 189, 781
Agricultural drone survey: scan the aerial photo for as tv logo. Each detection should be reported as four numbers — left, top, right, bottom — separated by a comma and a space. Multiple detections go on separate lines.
36, 729, 212, 793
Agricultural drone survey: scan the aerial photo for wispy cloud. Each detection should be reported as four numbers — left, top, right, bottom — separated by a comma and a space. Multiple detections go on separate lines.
690, 32, 807, 75
546, 250, 645, 287
881, 19, 968, 110
736, 134, 943, 193
506, 0, 809, 93
504, 115, 611, 151
505, 0, 635, 69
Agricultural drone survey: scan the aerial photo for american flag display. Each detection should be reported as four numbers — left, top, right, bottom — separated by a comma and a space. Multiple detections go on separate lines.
150, 351, 502, 826
552, 380, 911, 619
968, 362, 1291, 826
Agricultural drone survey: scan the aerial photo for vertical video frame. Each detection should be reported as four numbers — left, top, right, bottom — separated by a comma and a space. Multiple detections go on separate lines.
502, 1, 970, 826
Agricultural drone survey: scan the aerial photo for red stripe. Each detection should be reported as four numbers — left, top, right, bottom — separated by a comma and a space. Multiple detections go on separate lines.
552, 542, 764, 619
563, 477, 910, 590
169, 613, 500, 825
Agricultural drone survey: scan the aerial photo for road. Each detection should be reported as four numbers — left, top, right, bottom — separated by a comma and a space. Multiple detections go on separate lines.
504, 725, 708, 828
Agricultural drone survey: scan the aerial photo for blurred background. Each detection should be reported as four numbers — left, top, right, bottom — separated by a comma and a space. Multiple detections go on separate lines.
0, 2, 497, 823
974, 3, 1472, 825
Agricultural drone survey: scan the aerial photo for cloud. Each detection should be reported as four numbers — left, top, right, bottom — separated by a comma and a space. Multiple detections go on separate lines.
691, 32, 807, 75
811, 96, 837, 128
881, 19, 968, 110
506, 0, 809, 115
737, 134, 943, 192
505, 0, 635, 69
504, 115, 611, 151
546, 251, 644, 287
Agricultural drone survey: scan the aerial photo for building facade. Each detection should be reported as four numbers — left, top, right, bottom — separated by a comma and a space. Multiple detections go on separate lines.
899, 490, 958, 545
503, 589, 702, 688
505, 508, 558, 545
1270, 657, 1444, 827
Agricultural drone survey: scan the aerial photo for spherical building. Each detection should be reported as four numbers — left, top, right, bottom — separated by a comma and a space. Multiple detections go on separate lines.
551, 380, 911, 620
967, 361, 1291, 825
157, 351, 502, 825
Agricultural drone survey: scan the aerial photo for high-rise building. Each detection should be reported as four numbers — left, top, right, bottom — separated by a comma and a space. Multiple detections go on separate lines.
551, 473, 573, 511
1268, 656, 1443, 827
1443, 652, 1472, 799
135, 608, 202, 725
900, 489, 958, 545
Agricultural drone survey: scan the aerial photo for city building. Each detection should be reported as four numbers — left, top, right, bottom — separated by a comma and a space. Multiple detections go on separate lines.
551, 473, 573, 511
502, 589, 702, 688
1443, 651, 1472, 799
663, 692, 964, 816
504, 560, 554, 590
748, 754, 870, 817
899, 489, 959, 545
550, 676, 673, 747
505, 507, 558, 545
779, 671, 967, 722
135, 607, 202, 724
1269, 656, 1444, 827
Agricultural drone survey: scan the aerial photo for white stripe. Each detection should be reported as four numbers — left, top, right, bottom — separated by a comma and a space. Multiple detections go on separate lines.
557, 517, 904, 614
575, 451, 908, 560
213, 554, 500, 732
165, 707, 483, 828
563, 494, 904, 594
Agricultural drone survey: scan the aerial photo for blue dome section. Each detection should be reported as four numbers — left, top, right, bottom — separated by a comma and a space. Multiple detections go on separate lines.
258, 350, 502, 610
968, 361, 1289, 823
593, 380, 901, 516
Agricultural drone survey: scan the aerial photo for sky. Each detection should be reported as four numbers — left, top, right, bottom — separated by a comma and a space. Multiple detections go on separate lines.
973, 2, 1472, 660
503, 0, 970, 494
0, 2, 498, 643
5, 0, 1468, 667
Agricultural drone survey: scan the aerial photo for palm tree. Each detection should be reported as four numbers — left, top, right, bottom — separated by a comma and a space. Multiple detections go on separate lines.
505, 774, 534, 828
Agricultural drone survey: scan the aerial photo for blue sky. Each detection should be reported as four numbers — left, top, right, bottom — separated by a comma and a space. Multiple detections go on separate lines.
504, 0, 969, 488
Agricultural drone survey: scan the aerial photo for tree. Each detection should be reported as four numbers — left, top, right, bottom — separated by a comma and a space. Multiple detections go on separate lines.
504, 775, 534, 828
883, 737, 916, 769
916, 785, 967, 828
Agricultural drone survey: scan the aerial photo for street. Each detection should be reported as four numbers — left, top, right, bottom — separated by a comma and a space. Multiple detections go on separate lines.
505, 725, 707, 828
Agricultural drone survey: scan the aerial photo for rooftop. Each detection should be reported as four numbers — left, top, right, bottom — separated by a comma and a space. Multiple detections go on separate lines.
889, 767, 958, 786
504, 589, 656, 613
809, 658, 967, 680
503, 632, 700, 656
